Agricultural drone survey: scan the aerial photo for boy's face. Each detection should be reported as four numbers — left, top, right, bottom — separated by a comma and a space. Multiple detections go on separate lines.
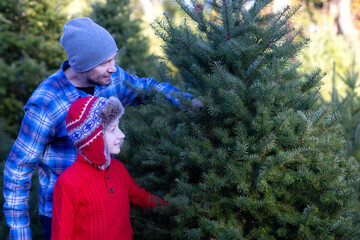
104, 118, 125, 155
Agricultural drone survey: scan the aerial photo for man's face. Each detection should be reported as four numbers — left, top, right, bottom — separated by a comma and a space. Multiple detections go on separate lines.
85, 52, 117, 86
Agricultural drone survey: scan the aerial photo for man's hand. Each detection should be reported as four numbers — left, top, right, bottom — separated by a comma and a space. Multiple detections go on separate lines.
191, 98, 204, 108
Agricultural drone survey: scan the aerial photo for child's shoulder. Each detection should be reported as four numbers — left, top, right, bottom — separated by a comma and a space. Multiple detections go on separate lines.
110, 158, 125, 168
111, 158, 131, 174
56, 161, 86, 185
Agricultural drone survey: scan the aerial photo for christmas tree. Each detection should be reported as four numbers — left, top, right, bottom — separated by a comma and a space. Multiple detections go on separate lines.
0, 0, 68, 137
120, 0, 360, 239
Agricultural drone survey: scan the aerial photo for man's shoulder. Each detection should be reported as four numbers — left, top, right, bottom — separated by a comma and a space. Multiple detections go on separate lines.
32, 71, 63, 97
26, 69, 74, 109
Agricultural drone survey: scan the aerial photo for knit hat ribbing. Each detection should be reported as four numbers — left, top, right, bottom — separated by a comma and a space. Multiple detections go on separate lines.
60, 17, 118, 72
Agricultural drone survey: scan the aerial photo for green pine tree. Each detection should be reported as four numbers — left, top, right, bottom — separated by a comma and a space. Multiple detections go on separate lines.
119, 0, 360, 239
91, 0, 157, 77
0, 0, 68, 138
331, 59, 360, 160
330, 59, 360, 240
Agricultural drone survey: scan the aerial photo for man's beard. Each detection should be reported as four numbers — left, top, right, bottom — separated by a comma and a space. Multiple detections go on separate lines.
85, 71, 112, 86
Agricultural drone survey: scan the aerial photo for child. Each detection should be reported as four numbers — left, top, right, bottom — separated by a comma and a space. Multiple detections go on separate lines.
51, 96, 167, 240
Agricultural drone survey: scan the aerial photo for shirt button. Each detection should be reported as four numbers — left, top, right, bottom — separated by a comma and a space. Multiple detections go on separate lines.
107, 174, 110, 180
110, 188, 114, 193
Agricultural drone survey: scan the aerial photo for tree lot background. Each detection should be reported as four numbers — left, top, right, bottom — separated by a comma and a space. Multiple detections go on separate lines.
2, 0, 360, 239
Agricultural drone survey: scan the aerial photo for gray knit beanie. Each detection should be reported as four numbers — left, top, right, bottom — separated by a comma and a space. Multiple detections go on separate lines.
60, 17, 118, 72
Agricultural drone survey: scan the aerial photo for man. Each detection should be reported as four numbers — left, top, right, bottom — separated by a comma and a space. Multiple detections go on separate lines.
3, 17, 201, 240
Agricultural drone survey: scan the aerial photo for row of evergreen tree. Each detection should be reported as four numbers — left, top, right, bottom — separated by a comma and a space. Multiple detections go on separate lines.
2, 0, 360, 239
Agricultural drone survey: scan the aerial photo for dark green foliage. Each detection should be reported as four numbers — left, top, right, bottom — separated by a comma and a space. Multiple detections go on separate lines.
330, 60, 360, 240
92, 0, 157, 77
0, 0, 68, 137
120, 0, 360, 239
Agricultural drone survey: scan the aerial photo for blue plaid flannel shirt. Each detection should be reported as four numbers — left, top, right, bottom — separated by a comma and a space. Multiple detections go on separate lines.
3, 61, 191, 240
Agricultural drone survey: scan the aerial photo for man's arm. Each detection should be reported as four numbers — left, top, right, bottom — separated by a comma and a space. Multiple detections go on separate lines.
3, 105, 54, 240
115, 66, 195, 107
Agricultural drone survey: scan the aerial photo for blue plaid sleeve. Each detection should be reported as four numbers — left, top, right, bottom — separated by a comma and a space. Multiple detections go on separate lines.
3, 104, 54, 240
9, 228, 32, 240
116, 68, 192, 106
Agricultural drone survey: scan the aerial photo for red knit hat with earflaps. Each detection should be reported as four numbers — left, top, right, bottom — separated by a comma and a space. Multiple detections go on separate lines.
66, 96, 107, 166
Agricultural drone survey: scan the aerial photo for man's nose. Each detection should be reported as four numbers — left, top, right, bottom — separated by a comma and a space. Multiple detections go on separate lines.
107, 58, 116, 72
108, 63, 116, 73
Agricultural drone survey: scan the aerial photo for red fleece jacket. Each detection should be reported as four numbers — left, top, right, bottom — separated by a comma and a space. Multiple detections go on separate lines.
51, 154, 167, 240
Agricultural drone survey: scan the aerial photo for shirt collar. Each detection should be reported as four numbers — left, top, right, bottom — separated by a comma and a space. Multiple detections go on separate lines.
59, 61, 109, 98
59, 61, 87, 103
